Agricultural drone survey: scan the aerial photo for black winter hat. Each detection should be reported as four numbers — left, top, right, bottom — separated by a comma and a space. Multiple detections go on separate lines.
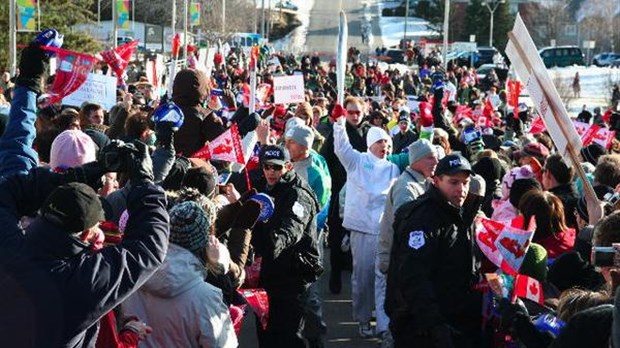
183, 166, 217, 199
548, 251, 606, 292
509, 178, 542, 208
41, 182, 104, 233
580, 143, 606, 166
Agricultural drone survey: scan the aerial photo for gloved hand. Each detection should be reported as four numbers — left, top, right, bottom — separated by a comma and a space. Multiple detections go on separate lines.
127, 141, 154, 184
430, 324, 455, 348
497, 297, 529, 331
64, 161, 108, 191
155, 121, 177, 148
16, 44, 49, 94
330, 104, 346, 123
231, 200, 262, 230
98, 140, 136, 172
238, 188, 258, 203
222, 89, 237, 110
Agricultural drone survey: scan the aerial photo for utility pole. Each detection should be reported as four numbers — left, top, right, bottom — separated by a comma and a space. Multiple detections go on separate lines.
261, 0, 266, 38
9, 0, 16, 76
442, 0, 449, 69
183, 0, 188, 65
113, 0, 118, 48
483, 0, 504, 47
98, 0, 101, 27
222, 0, 226, 33
404, 0, 409, 49
172, 0, 177, 36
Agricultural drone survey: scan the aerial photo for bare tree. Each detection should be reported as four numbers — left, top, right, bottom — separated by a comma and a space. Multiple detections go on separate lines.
522, 0, 571, 47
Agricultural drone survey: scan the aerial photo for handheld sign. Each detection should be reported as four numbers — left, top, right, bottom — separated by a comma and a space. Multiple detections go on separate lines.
504, 14, 596, 202
272, 75, 305, 104
337, 11, 348, 105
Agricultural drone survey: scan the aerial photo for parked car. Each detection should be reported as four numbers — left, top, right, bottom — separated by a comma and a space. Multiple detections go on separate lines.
275, 0, 298, 11
385, 49, 405, 64
593, 52, 620, 67
538, 46, 585, 68
477, 46, 500, 66
476, 64, 508, 82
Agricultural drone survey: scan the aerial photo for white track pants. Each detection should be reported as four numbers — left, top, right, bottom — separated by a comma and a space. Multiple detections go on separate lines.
350, 230, 377, 324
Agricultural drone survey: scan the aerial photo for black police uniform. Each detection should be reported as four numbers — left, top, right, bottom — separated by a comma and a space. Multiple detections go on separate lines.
252, 170, 320, 348
385, 184, 481, 348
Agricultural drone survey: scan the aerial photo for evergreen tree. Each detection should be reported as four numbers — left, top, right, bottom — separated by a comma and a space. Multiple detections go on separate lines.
1, 0, 101, 72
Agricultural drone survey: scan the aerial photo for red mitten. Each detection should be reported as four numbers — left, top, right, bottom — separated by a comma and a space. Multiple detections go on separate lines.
331, 104, 346, 122
419, 102, 434, 127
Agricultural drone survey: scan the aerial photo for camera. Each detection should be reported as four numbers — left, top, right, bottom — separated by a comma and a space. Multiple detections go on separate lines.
98, 140, 139, 172
591, 243, 620, 267
604, 192, 620, 206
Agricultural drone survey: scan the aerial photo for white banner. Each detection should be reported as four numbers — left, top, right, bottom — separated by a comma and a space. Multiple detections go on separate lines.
505, 14, 582, 157
62, 73, 117, 111
273, 75, 305, 104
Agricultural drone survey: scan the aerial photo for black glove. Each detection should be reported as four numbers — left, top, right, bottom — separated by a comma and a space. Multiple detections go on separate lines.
497, 298, 529, 331
222, 89, 237, 110
127, 140, 154, 184
231, 200, 262, 230
98, 140, 136, 172
63, 161, 107, 191
430, 324, 455, 348
155, 121, 177, 148
16, 44, 49, 94
238, 188, 258, 203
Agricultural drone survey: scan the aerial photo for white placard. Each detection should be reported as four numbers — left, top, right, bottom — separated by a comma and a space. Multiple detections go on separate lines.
62, 73, 117, 111
505, 14, 582, 157
273, 75, 305, 104
405, 95, 420, 112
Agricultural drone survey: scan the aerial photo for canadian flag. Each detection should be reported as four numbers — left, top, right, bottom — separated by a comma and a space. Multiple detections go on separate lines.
101, 40, 140, 85
512, 274, 544, 305
529, 114, 547, 134
191, 123, 245, 163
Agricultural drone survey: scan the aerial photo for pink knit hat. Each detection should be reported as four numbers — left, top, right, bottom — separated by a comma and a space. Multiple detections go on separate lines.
49, 130, 97, 170
500, 165, 534, 200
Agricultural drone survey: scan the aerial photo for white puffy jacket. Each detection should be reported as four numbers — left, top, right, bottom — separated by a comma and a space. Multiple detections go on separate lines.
122, 244, 238, 348
333, 119, 400, 234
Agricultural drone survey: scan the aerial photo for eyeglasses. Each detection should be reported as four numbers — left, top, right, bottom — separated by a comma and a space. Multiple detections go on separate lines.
263, 163, 284, 171
347, 110, 361, 115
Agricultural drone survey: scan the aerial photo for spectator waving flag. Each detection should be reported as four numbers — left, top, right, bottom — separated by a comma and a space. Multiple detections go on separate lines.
100, 40, 140, 86
512, 274, 544, 305
191, 123, 245, 163
39, 47, 97, 107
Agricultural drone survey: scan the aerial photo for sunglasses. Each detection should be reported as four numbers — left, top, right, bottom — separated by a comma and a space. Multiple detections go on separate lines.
263, 163, 284, 171
347, 110, 361, 115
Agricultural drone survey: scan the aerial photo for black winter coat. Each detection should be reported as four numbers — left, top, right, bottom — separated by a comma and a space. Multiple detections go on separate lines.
252, 171, 320, 289
386, 185, 480, 334
0, 169, 169, 348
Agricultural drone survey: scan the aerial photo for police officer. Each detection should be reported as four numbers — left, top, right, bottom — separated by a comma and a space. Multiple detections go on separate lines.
252, 145, 321, 348
386, 154, 481, 348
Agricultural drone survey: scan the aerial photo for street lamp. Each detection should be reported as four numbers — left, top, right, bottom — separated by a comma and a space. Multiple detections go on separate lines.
482, 0, 505, 47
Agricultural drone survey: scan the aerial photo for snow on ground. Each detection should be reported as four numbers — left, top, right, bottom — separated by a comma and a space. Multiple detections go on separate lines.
270, 0, 314, 54
375, 0, 438, 48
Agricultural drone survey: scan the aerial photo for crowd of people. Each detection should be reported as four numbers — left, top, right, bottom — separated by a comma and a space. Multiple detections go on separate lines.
2, 28, 620, 348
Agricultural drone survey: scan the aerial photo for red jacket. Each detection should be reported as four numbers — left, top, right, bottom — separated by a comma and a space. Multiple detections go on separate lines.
95, 311, 139, 348
537, 228, 576, 259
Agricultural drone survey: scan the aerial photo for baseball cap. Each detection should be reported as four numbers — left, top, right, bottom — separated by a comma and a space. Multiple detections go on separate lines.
434, 154, 474, 176
398, 110, 410, 123
260, 145, 290, 166
41, 182, 105, 233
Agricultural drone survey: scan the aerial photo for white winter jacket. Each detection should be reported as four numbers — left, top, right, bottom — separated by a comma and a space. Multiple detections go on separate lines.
122, 244, 237, 348
333, 119, 400, 234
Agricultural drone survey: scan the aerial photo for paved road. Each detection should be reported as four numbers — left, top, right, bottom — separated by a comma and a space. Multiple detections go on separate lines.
238, 248, 380, 348
304, 0, 384, 55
